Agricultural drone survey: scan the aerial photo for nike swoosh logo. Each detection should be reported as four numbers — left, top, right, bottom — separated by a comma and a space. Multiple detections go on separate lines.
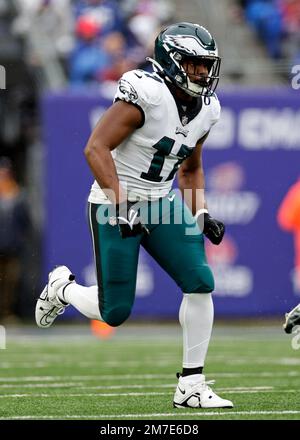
168, 194, 176, 202
39, 307, 56, 327
178, 386, 186, 395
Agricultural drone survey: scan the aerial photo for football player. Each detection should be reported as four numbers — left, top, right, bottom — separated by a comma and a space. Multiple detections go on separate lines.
36, 22, 233, 409
283, 303, 300, 334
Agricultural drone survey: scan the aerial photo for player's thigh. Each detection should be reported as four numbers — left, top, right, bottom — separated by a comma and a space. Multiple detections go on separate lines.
142, 200, 214, 293
88, 203, 141, 326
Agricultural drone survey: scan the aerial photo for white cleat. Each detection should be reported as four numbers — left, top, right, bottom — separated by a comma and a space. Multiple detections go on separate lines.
173, 374, 233, 409
283, 303, 300, 334
35, 265, 75, 328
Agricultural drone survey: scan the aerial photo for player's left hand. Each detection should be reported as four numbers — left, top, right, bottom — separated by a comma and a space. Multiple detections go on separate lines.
116, 201, 149, 239
197, 212, 225, 245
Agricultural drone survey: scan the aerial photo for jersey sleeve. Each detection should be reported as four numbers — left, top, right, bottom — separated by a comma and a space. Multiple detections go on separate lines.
197, 95, 221, 144
114, 70, 151, 116
210, 93, 221, 127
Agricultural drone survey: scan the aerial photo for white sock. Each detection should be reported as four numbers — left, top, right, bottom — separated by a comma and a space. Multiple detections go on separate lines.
57, 283, 103, 321
179, 293, 214, 368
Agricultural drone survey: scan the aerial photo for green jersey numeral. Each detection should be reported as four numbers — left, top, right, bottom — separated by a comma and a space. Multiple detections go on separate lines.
141, 136, 193, 182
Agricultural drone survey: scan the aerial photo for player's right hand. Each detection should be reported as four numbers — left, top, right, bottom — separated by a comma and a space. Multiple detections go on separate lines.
202, 212, 225, 245
196, 210, 225, 245
116, 201, 149, 239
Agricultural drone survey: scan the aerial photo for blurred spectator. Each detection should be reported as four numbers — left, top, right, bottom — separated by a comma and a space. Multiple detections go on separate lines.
280, 0, 300, 65
8, 0, 174, 88
74, 0, 126, 36
12, 0, 74, 62
69, 0, 173, 87
69, 16, 108, 85
277, 177, 300, 293
96, 31, 136, 82
237, 0, 300, 71
0, 158, 32, 322
245, 0, 283, 59
280, 0, 300, 34
69, 21, 134, 86
128, 13, 159, 48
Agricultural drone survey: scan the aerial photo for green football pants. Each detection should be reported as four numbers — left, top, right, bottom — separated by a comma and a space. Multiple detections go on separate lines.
88, 191, 214, 327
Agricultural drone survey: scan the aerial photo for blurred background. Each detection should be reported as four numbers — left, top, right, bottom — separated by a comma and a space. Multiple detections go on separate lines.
0, 0, 300, 325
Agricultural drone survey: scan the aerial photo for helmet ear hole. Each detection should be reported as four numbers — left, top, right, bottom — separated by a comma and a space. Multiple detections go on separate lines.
173, 52, 182, 62
165, 59, 172, 68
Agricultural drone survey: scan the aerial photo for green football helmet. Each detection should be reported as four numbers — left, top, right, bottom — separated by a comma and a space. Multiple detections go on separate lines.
149, 22, 221, 98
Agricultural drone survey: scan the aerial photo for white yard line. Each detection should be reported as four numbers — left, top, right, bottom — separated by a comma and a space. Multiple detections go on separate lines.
0, 383, 83, 388
0, 371, 297, 382
0, 392, 169, 398
0, 360, 175, 369
0, 410, 300, 420
1, 358, 299, 368
0, 389, 296, 398
0, 384, 273, 390
77, 385, 274, 391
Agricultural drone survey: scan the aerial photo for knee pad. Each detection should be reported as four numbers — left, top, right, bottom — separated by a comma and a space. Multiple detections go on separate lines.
183, 265, 215, 294
101, 303, 132, 327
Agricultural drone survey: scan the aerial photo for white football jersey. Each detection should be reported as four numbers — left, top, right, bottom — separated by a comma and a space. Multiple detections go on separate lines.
88, 69, 221, 204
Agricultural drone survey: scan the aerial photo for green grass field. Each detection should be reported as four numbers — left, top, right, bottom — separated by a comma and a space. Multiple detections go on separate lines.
0, 321, 300, 420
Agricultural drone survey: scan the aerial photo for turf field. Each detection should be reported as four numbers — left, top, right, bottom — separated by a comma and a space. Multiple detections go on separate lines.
0, 321, 299, 420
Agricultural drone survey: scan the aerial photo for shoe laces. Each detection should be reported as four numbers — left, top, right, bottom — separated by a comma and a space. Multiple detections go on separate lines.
177, 373, 216, 394
193, 379, 215, 393
176, 373, 216, 389
48, 298, 67, 315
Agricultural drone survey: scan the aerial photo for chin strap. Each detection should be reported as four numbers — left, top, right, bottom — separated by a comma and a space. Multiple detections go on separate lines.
146, 57, 172, 84
146, 57, 164, 74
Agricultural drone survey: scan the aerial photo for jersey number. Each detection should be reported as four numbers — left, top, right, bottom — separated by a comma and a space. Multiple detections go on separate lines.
140, 136, 192, 182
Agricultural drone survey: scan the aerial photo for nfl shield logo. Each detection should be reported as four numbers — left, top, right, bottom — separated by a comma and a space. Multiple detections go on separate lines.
109, 216, 117, 226
181, 116, 188, 126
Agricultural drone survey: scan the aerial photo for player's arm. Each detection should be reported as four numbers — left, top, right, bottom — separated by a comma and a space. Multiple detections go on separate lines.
177, 133, 208, 215
178, 132, 225, 245
84, 100, 143, 204
84, 99, 148, 238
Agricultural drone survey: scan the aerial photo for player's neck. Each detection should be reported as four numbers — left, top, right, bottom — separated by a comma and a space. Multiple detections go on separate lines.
174, 88, 194, 103
166, 81, 195, 104
172, 86, 193, 103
